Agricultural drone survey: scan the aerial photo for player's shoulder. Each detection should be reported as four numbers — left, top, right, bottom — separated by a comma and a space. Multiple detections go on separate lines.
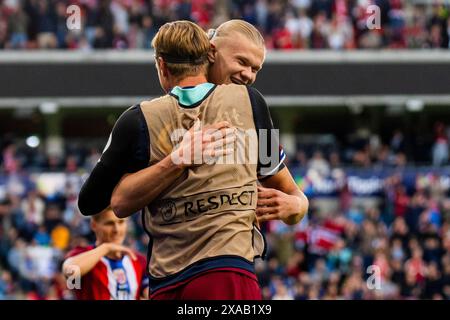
111, 104, 145, 134
128, 251, 147, 275
140, 95, 173, 110
134, 252, 147, 266
216, 83, 263, 98
246, 86, 265, 101
216, 83, 246, 91
117, 104, 143, 122
215, 83, 254, 100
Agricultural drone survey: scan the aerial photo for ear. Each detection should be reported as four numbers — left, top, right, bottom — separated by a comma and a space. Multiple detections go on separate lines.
157, 57, 169, 77
207, 43, 216, 64
90, 219, 97, 232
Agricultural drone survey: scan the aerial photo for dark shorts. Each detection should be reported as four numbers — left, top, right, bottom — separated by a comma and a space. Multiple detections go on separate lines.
150, 268, 262, 300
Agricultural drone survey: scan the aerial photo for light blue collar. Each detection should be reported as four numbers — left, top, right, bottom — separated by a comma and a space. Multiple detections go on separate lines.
169, 82, 215, 108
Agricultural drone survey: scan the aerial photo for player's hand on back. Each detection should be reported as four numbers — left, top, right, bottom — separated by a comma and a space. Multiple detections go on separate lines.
171, 119, 236, 168
256, 186, 304, 225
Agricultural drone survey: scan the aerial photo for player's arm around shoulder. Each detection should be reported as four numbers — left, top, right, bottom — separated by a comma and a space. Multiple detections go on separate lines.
111, 120, 235, 218
257, 167, 309, 225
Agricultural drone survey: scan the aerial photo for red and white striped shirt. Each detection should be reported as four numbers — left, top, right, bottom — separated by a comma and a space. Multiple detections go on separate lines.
66, 246, 148, 300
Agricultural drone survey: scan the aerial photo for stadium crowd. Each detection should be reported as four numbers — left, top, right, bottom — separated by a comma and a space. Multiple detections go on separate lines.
0, 126, 450, 300
0, 0, 450, 50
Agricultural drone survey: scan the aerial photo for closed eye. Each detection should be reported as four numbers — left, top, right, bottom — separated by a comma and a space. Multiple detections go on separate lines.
237, 58, 259, 73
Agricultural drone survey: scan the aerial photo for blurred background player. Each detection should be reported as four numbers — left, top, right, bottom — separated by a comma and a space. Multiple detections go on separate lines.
62, 207, 148, 300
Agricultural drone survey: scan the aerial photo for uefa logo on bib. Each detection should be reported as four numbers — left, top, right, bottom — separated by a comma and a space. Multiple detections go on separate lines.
160, 200, 177, 222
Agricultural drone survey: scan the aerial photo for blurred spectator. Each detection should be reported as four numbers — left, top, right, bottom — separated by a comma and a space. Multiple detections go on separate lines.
21, 189, 44, 227
394, 186, 409, 217
33, 225, 50, 246
2, 143, 19, 174
50, 223, 70, 251
272, 279, 294, 300
7, 5, 29, 49
307, 150, 330, 177
432, 122, 449, 167
35, 0, 57, 49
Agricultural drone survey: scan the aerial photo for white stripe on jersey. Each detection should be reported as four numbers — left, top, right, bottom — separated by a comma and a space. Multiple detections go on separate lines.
101, 257, 117, 300
260, 150, 287, 176
100, 256, 139, 300
98, 133, 112, 163
122, 255, 139, 299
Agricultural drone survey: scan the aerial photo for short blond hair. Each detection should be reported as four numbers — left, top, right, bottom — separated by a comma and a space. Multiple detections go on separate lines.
152, 20, 210, 78
91, 206, 110, 222
208, 19, 265, 49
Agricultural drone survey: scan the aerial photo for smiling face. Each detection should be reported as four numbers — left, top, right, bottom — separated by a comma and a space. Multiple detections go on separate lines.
91, 208, 127, 245
208, 32, 265, 86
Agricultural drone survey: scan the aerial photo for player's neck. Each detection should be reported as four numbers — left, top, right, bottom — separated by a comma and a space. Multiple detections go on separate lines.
175, 74, 208, 88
